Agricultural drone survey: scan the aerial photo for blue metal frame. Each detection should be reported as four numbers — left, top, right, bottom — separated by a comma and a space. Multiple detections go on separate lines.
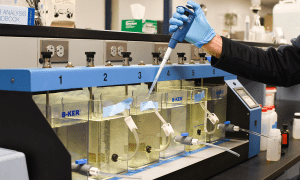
225, 79, 261, 158
163, 0, 172, 35
0, 64, 232, 92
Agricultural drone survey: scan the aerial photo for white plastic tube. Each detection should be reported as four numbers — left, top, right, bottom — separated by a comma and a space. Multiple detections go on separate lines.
204, 121, 217, 135
119, 128, 140, 161
199, 102, 217, 134
122, 111, 129, 118
148, 47, 173, 96
155, 135, 172, 152
199, 101, 213, 117
154, 108, 167, 124
153, 108, 172, 152
119, 111, 140, 161
197, 141, 240, 157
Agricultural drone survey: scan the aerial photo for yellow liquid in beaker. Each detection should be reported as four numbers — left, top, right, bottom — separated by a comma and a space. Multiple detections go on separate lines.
160, 106, 186, 159
128, 112, 161, 169
206, 97, 227, 143
53, 122, 89, 180
185, 102, 206, 152
89, 117, 128, 175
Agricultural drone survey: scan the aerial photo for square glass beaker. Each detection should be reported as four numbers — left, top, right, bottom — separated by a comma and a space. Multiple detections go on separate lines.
128, 92, 162, 169
202, 85, 228, 143
35, 96, 89, 180
158, 89, 188, 159
88, 96, 129, 175
182, 86, 208, 152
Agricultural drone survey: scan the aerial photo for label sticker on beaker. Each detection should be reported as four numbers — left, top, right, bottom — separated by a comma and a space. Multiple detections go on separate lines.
194, 90, 205, 102
103, 98, 133, 118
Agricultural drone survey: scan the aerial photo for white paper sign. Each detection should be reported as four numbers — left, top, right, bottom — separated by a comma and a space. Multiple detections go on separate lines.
0, 5, 34, 25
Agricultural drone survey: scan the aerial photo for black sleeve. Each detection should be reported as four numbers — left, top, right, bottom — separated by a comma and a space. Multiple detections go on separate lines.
210, 36, 300, 87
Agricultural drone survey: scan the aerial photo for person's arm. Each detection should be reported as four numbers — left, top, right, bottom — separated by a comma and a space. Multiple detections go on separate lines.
169, 0, 300, 87
202, 34, 222, 59
205, 35, 300, 87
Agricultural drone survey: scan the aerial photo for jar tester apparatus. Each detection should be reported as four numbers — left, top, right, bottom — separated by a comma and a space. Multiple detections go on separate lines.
148, 5, 196, 97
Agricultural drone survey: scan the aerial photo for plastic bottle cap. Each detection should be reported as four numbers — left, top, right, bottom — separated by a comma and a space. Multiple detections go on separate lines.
224, 121, 231, 125
181, 133, 189, 137
264, 106, 272, 110
295, 113, 300, 118
267, 107, 273, 110
262, 108, 268, 112
266, 87, 277, 92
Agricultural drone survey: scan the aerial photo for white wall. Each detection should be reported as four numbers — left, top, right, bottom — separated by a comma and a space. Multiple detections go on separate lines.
75, 0, 105, 30
112, 0, 164, 31
75, 0, 274, 32
173, 0, 272, 35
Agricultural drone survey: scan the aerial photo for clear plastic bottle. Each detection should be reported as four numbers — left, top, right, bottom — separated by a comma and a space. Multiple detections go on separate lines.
271, 105, 278, 129
245, 16, 250, 41
266, 105, 278, 129
267, 129, 281, 161
265, 106, 273, 130
293, 113, 300, 139
260, 108, 270, 151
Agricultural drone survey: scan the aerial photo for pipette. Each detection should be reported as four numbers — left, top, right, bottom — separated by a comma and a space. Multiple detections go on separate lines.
148, 5, 196, 96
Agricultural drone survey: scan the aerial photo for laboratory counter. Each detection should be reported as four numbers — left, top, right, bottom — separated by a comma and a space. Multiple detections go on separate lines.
209, 100, 300, 180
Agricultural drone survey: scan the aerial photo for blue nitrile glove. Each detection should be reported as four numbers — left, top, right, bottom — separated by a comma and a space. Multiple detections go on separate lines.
169, 0, 216, 48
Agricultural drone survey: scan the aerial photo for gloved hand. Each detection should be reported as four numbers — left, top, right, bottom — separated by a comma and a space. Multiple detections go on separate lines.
169, 0, 216, 48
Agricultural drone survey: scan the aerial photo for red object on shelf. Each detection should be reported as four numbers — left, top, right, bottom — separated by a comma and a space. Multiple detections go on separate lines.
262, 108, 268, 112
266, 87, 277, 91
282, 134, 288, 145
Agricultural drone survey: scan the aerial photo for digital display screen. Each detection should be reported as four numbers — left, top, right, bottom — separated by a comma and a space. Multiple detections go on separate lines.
235, 88, 259, 108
